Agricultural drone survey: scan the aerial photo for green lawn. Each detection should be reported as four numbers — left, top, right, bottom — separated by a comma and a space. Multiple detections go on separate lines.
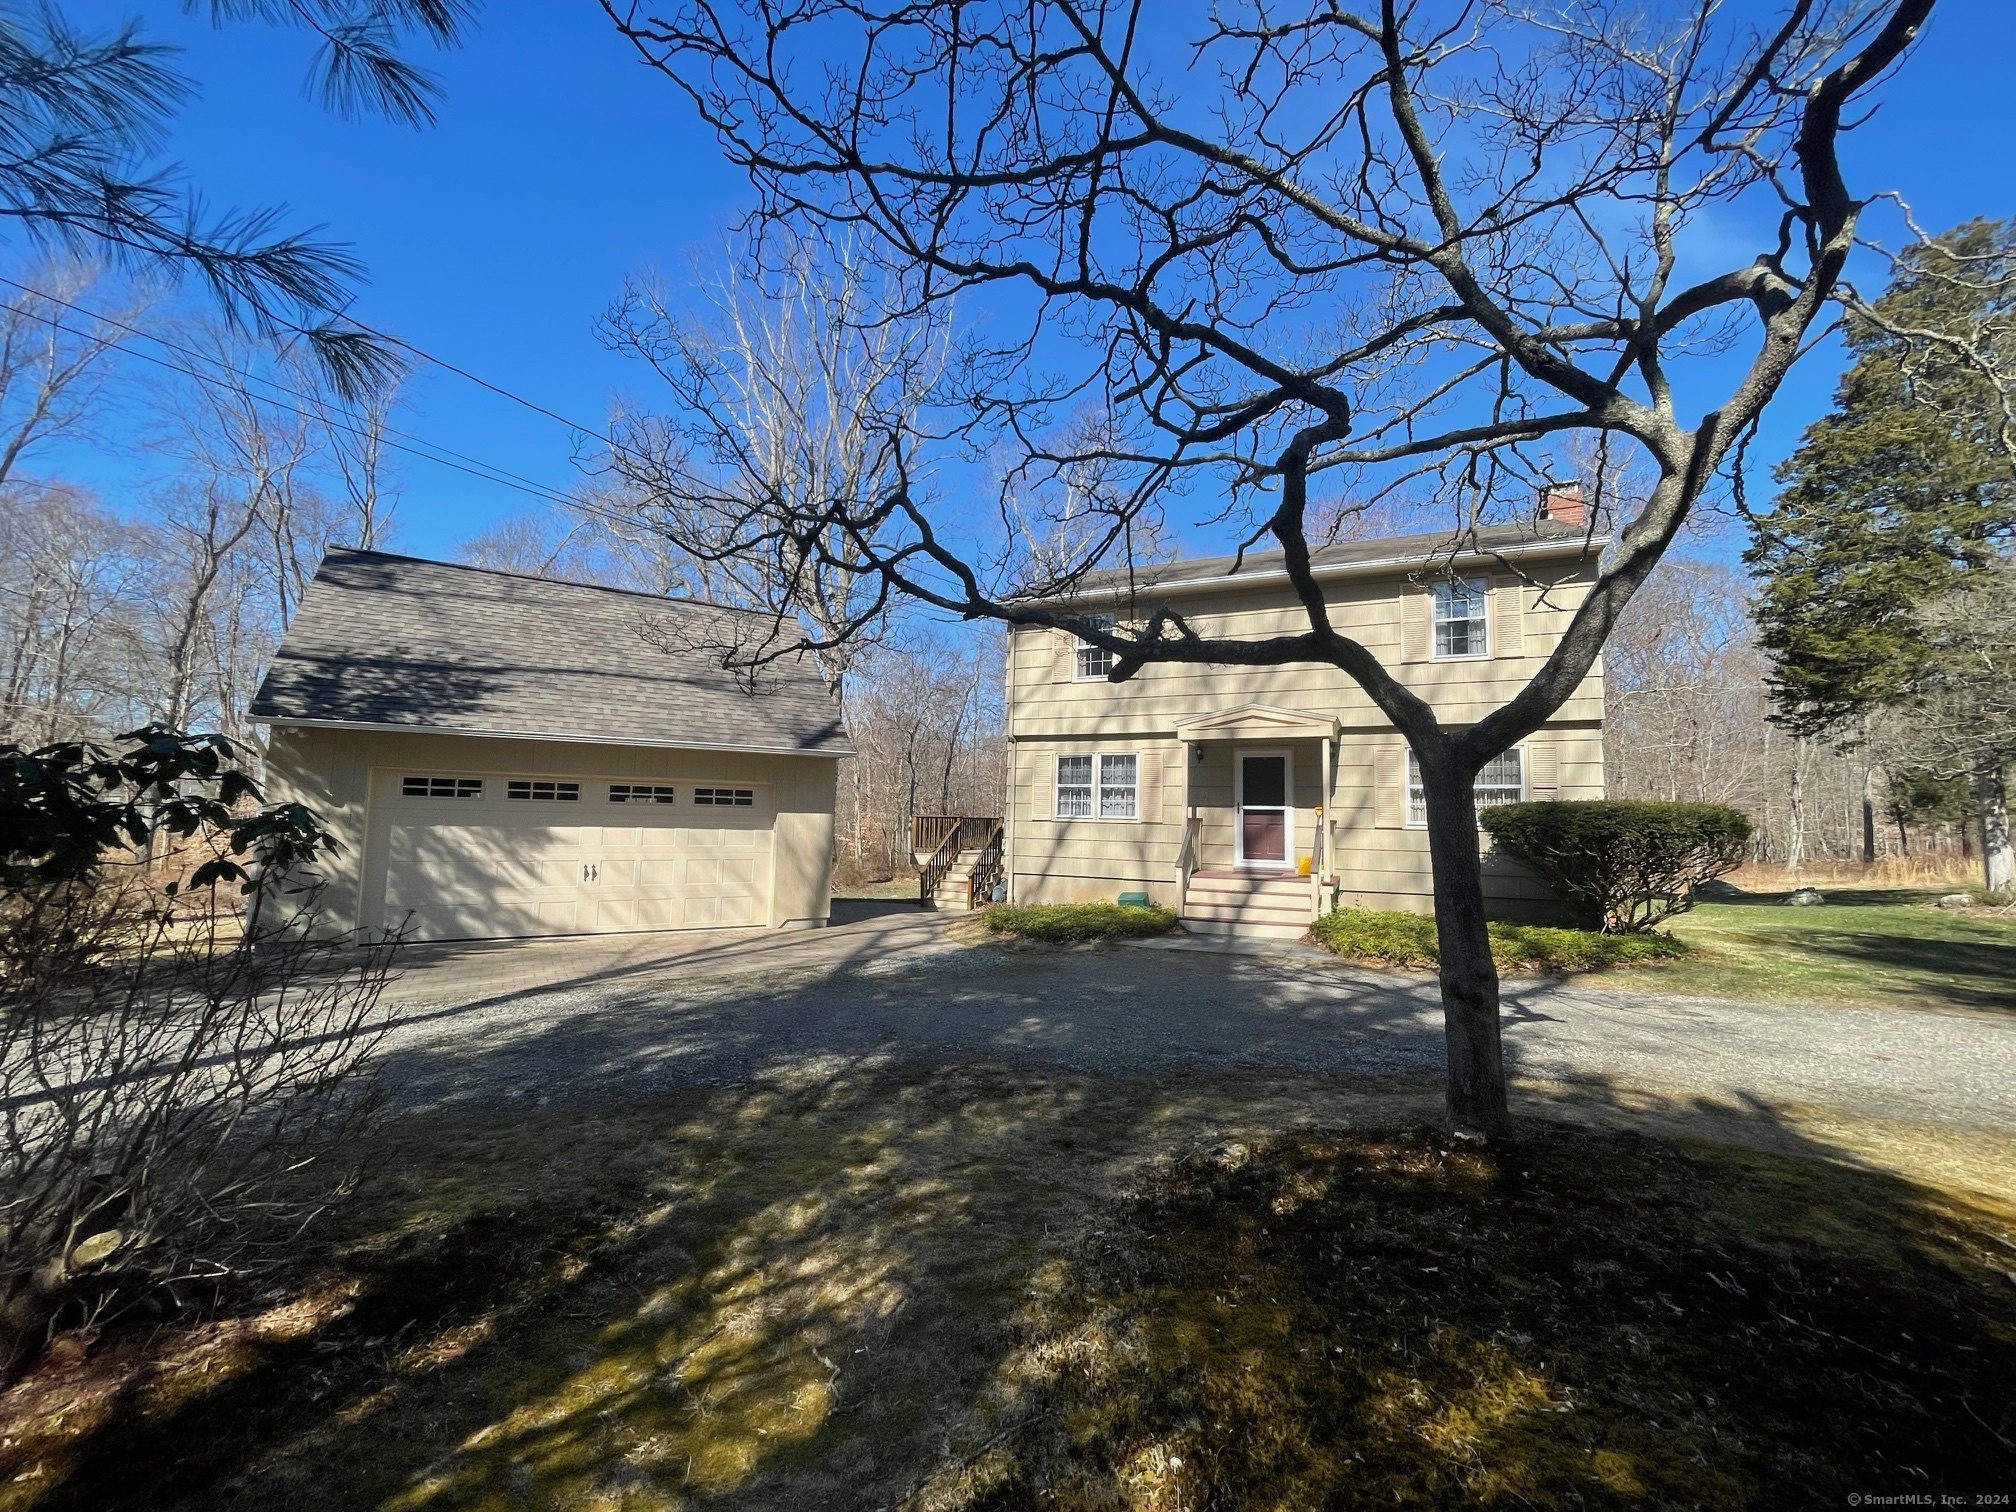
1651, 887, 2016, 1014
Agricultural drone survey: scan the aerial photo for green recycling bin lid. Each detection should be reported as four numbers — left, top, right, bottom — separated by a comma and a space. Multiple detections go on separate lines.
1117, 890, 1151, 908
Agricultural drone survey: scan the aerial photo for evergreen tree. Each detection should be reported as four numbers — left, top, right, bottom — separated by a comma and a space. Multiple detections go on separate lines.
1749, 219, 2016, 889
1749, 219, 2016, 734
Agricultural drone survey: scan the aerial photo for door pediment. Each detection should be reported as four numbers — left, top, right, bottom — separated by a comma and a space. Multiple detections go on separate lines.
1173, 703, 1339, 743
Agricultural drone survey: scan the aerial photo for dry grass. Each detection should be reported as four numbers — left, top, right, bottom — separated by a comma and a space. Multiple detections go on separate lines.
1733, 855, 1982, 891
1, 1067, 2012, 1511
913, 1128, 2016, 1510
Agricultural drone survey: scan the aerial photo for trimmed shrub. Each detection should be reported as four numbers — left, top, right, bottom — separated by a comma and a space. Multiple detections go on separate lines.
1479, 800, 1751, 933
982, 903, 1178, 943
1310, 906, 1690, 973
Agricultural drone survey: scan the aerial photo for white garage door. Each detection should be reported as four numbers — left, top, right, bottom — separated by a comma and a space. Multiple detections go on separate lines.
380, 774, 773, 941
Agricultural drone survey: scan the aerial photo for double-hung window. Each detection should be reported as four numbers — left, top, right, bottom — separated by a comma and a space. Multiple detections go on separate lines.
1054, 752, 1138, 820
1074, 615, 1116, 680
1406, 748, 1525, 827
1433, 578, 1489, 658
1097, 754, 1138, 818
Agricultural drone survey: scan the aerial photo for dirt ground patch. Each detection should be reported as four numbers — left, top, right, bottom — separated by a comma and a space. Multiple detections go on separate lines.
1, 1066, 2011, 1511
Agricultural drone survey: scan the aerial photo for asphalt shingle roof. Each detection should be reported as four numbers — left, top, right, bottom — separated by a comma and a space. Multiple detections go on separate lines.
1070, 517, 1604, 595
251, 550, 850, 755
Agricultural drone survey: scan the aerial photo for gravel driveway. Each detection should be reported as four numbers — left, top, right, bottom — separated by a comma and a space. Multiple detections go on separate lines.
371, 905, 2016, 1139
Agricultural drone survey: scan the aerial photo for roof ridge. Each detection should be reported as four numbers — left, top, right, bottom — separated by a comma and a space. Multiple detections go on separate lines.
318, 546, 795, 622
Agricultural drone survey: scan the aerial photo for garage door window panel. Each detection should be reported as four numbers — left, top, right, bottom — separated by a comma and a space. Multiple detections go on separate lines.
507, 780, 580, 801
402, 776, 483, 799
694, 787, 754, 807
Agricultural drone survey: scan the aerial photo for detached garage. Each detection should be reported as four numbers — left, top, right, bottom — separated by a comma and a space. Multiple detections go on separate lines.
251, 549, 850, 942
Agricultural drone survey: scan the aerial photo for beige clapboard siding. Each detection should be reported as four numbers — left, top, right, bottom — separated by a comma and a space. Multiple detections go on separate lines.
1009, 563, 1601, 740
1008, 725, 1604, 918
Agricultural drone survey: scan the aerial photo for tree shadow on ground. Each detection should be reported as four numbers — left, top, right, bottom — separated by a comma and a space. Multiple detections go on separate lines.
2, 1051, 2012, 1508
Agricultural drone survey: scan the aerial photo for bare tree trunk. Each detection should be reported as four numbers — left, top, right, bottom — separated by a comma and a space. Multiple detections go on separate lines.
1787, 743, 1808, 872
1419, 759, 1510, 1142
1978, 763, 2013, 893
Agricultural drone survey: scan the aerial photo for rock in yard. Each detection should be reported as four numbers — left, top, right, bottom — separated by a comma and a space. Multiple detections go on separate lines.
1784, 888, 1826, 906
1694, 879, 1744, 900
1935, 893, 1974, 909
1206, 1140, 1251, 1170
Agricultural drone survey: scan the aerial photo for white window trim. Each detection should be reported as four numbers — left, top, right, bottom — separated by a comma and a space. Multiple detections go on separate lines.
1405, 747, 1527, 828
1234, 748, 1295, 869
1053, 750, 1141, 822
1431, 576, 1491, 661
1073, 614, 1117, 681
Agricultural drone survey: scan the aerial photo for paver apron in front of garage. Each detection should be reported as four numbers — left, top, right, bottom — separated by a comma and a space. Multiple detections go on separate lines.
381, 776, 774, 940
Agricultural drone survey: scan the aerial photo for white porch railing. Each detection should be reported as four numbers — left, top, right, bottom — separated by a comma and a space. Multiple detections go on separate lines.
1175, 814, 1200, 916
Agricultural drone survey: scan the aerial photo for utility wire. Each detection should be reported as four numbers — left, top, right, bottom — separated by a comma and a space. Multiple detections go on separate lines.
0, 273, 604, 511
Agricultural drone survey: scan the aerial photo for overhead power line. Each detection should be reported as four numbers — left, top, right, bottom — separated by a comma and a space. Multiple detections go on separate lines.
0, 273, 625, 513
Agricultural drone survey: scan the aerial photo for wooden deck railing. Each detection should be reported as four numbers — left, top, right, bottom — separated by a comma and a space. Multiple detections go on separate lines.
912, 815, 1001, 856
914, 815, 1004, 905
966, 819, 1006, 909
913, 813, 965, 856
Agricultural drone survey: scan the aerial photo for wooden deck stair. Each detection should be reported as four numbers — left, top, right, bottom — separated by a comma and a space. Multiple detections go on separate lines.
1180, 869, 1313, 940
914, 815, 1005, 913
928, 857, 982, 911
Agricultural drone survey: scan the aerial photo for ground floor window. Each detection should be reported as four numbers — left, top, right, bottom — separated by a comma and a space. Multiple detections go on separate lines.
1055, 751, 1139, 820
1407, 748, 1525, 827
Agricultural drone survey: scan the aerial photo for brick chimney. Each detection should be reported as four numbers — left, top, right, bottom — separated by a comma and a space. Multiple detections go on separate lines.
1541, 480, 1585, 527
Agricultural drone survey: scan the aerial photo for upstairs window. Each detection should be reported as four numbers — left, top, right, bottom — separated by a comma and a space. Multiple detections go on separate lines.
694, 787, 754, 807
402, 776, 482, 799
609, 784, 677, 804
1407, 748, 1525, 827
1433, 578, 1489, 658
1074, 615, 1115, 680
506, 780, 579, 801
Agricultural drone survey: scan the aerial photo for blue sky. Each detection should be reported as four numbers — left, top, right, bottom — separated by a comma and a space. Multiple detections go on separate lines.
50, 0, 2016, 563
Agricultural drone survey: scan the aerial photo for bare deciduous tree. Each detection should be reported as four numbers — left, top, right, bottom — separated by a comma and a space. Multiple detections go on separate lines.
600, 236, 946, 690
606, 0, 1936, 1136
1871, 565, 2016, 889
0, 264, 137, 490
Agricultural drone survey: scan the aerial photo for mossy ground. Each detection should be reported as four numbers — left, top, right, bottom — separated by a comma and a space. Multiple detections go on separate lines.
2, 1069, 2012, 1511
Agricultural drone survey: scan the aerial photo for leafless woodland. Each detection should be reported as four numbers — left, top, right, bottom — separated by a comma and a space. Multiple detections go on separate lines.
0, 269, 400, 750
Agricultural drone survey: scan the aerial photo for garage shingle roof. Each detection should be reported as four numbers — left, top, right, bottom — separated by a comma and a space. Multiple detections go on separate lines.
251, 550, 850, 755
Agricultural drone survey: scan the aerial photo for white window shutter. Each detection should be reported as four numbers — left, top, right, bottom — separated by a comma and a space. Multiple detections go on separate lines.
1491, 576, 1526, 658
1374, 745, 1407, 828
1136, 749, 1158, 823
1031, 751, 1053, 819
1401, 588, 1433, 663
1526, 736, 1559, 795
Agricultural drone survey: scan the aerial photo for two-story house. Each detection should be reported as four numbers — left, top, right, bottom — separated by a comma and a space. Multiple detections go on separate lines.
1002, 492, 1607, 937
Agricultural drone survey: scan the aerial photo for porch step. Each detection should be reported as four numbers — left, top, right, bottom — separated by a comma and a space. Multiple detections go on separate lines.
1185, 872, 1309, 897
924, 858, 980, 912
1180, 869, 1315, 938
1180, 917, 1311, 942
